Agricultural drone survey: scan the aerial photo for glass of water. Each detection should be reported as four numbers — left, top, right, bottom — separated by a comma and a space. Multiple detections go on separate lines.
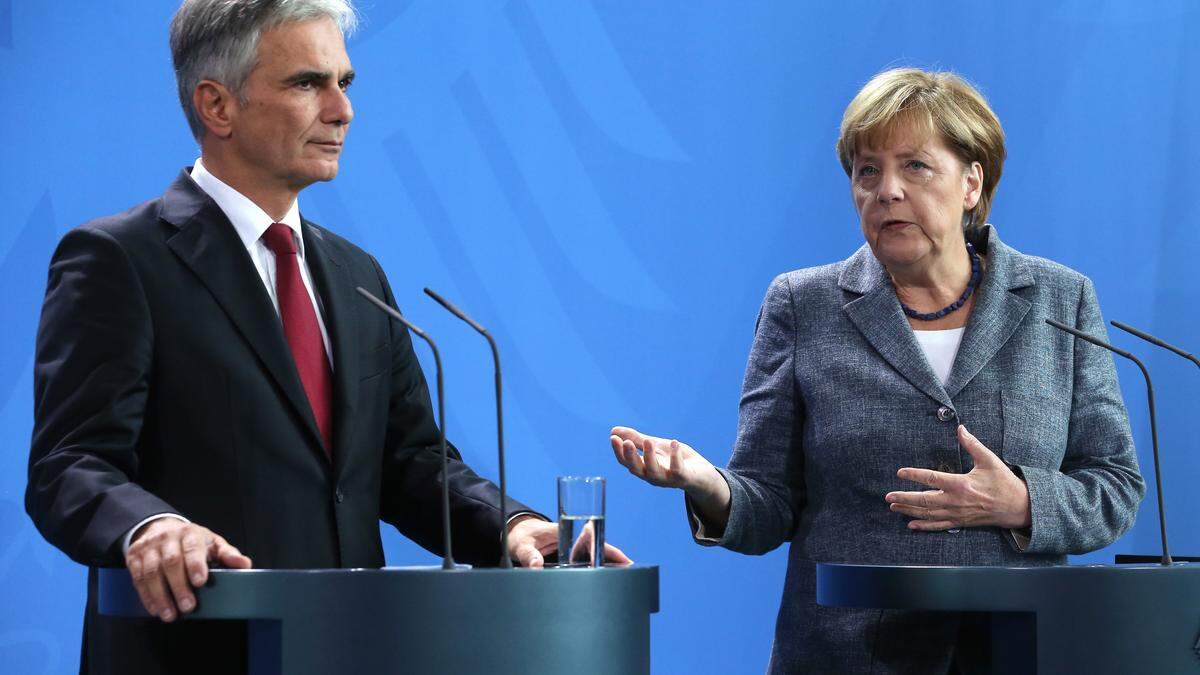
557, 476, 605, 567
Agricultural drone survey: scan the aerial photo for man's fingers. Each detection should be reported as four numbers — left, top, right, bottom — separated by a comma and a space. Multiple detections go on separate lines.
127, 556, 158, 617
602, 543, 633, 565
958, 425, 1001, 468
139, 550, 176, 621
211, 537, 252, 569
515, 543, 544, 568
160, 538, 196, 615
181, 532, 210, 588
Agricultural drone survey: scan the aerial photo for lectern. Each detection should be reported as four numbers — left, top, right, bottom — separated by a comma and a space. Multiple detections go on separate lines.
818, 562, 1200, 674
100, 566, 659, 674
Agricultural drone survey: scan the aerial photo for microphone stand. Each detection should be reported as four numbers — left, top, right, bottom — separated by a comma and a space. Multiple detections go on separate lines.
1045, 318, 1172, 566
357, 287, 456, 571
423, 288, 512, 569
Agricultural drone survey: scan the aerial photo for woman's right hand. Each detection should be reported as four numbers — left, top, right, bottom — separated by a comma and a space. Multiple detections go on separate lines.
610, 426, 732, 533
609, 426, 713, 491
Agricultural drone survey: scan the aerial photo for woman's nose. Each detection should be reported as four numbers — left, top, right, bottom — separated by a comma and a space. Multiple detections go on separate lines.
876, 171, 903, 203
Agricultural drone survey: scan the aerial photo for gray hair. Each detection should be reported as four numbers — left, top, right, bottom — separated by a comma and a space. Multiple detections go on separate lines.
169, 0, 359, 141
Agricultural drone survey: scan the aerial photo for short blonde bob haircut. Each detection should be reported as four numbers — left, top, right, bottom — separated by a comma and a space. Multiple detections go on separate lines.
836, 68, 1006, 229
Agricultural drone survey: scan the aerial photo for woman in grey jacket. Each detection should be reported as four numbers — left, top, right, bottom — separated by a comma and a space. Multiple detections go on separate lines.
611, 68, 1145, 673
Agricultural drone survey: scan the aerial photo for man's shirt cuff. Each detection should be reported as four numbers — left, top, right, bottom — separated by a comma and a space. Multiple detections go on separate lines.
122, 513, 190, 556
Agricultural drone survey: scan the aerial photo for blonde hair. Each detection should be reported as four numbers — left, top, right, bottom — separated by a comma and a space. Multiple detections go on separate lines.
836, 68, 1006, 229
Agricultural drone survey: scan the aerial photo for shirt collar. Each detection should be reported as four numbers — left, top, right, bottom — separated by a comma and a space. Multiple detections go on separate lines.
189, 157, 304, 255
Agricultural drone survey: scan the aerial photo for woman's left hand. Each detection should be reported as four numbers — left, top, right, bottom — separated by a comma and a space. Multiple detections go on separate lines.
885, 425, 1032, 531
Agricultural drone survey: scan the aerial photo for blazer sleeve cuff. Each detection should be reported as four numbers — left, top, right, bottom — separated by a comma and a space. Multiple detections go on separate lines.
683, 467, 743, 548
1011, 464, 1056, 553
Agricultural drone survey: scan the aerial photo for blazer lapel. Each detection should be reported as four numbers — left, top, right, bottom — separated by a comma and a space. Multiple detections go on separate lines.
944, 227, 1034, 398
302, 220, 359, 475
159, 172, 328, 458
839, 244, 952, 408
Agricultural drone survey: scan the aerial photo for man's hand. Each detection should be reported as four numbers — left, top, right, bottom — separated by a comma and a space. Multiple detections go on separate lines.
885, 425, 1032, 531
505, 515, 633, 568
125, 519, 252, 622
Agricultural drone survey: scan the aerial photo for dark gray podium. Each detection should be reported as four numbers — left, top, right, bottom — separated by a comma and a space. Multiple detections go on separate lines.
99, 565, 658, 674
817, 562, 1200, 674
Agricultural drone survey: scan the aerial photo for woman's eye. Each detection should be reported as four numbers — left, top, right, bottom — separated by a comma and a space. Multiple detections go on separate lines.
856, 166, 879, 178
906, 160, 930, 171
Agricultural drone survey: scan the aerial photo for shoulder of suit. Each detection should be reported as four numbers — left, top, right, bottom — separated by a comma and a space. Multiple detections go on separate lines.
770, 261, 844, 298
996, 240, 1089, 294
302, 220, 376, 265
62, 196, 169, 251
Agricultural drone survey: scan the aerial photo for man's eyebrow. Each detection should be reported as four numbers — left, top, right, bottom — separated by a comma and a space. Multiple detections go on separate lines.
283, 70, 332, 85
282, 69, 356, 86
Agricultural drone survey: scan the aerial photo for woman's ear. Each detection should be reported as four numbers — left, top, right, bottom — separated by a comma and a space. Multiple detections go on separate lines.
963, 161, 983, 211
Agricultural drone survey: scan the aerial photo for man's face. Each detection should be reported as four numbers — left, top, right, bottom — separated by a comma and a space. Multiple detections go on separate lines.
227, 18, 354, 192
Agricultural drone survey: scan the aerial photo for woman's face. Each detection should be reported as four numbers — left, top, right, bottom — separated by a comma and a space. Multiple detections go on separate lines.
850, 123, 983, 272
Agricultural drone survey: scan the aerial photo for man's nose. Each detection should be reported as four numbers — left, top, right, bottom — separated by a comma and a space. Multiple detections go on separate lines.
323, 87, 354, 126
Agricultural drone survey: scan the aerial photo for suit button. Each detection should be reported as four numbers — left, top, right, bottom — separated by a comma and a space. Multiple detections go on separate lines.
937, 462, 953, 474
936, 406, 957, 422
335, 490, 344, 504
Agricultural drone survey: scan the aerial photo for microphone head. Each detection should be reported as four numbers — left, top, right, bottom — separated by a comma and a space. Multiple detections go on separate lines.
424, 287, 488, 335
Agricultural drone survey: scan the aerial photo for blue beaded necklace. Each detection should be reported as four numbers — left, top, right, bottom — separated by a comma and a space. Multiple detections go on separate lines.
899, 242, 981, 321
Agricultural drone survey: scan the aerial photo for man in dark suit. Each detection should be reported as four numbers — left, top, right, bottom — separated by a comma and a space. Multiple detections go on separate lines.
25, 2, 627, 673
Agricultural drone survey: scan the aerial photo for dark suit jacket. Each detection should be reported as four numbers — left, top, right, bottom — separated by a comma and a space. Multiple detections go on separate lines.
26, 171, 535, 674
690, 226, 1144, 673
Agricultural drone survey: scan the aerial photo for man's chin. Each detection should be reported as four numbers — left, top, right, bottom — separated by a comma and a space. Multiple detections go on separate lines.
289, 163, 340, 189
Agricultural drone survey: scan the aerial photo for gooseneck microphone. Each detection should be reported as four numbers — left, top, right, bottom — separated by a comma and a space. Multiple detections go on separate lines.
1110, 320, 1200, 369
423, 288, 512, 569
356, 287, 456, 571
1045, 318, 1172, 566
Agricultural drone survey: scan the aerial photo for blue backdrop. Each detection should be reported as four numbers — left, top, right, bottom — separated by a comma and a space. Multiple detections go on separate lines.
2, 1, 1198, 673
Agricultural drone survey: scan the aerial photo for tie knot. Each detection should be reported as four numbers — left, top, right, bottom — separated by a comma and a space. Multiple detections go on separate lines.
262, 223, 298, 256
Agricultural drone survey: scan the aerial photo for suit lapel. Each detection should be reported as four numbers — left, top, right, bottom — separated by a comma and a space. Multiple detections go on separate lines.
839, 244, 952, 408
944, 227, 1034, 398
159, 172, 328, 459
302, 220, 359, 475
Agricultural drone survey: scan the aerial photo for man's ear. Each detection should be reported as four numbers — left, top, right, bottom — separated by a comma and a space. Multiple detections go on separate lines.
193, 80, 237, 139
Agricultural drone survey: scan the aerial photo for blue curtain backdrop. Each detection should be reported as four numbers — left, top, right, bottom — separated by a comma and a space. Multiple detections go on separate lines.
2, 1, 1198, 672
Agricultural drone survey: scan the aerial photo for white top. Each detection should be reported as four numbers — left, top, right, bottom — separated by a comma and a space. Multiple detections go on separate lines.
912, 327, 966, 386
189, 158, 332, 362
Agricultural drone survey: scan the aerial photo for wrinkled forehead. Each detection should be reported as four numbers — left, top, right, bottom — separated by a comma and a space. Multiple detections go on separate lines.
252, 17, 352, 78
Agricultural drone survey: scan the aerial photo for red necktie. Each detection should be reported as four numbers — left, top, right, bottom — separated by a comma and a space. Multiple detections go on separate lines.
262, 223, 334, 458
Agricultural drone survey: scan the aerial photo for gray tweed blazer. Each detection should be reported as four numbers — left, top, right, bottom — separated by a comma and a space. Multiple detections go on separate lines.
691, 226, 1145, 673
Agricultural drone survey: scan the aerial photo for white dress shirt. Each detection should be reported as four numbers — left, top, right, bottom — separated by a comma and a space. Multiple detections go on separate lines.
189, 157, 332, 361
